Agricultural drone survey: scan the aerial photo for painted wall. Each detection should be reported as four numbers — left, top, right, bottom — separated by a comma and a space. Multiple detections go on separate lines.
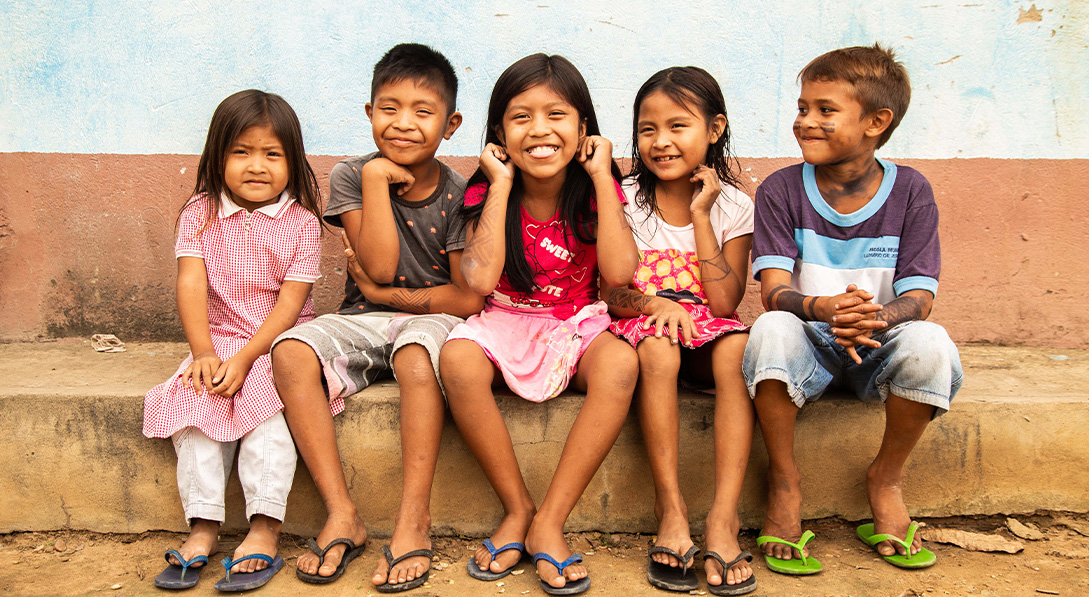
2, 1, 1087, 346
3, 0, 1086, 159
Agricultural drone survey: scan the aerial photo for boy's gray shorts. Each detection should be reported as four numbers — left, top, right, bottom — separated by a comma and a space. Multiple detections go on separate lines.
273, 312, 462, 405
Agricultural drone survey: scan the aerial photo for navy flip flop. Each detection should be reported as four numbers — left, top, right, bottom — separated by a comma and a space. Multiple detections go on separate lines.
213, 554, 284, 592
374, 545, 433, 593
467, 538, 526, 581
532, 552, 590, 596
154, 549, 209, 589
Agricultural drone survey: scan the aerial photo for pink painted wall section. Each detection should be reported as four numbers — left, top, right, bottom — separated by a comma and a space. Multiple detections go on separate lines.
1, 153, 1086, 347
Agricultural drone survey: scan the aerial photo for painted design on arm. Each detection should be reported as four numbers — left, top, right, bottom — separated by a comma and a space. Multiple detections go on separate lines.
767, 284, 818, 321
602, 284, 653, 313
876, 294, 931, 328
698, 246, 735, 284
387, 288, 434, 315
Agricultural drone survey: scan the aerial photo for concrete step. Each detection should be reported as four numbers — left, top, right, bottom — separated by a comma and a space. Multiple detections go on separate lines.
2, 341, 1086, 538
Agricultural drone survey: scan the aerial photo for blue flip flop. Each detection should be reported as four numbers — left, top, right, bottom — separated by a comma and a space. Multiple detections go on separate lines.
467, 538, 526, 581
213, 554, 284, 592
155, 549, 209, 589
532, 552, 590, 596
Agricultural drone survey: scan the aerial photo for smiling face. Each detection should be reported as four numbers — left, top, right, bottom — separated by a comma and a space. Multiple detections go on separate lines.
636, 91, 722, 182
793, 78, 880, 166
498, 83, 585, 184
367, 78, 460, 169
222, 124, 290, 210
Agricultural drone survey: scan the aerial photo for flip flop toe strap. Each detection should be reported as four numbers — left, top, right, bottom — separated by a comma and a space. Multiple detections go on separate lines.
382, 545, 434, 570
648, 545, 700, 572
483, 538, 527, 561
306, 537, 357, 569
757, 530, 815, 565
220, 553, 273, 582
533, 552, 583, 575
164, 549, 208, 580
869, 521, 921, 559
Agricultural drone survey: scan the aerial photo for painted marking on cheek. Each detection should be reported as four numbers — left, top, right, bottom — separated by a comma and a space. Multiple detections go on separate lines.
819, 122, 836, 133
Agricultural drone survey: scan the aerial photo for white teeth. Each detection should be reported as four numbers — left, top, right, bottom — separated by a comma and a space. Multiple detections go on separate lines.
528, 146, 558, 157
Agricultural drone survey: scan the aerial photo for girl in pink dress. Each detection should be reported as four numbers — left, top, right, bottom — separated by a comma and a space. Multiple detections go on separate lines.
602, 67, 757, 595
439, 54, 638, 596
143, 90, 322, 592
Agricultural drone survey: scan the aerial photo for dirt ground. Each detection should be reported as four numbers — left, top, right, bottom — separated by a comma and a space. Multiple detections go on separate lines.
2, 514, 1086, 597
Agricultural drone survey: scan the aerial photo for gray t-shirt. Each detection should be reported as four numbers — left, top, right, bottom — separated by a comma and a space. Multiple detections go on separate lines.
324, 153, 467, 314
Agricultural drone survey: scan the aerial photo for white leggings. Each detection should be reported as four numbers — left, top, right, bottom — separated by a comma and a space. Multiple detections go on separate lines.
171, 412, 296, 524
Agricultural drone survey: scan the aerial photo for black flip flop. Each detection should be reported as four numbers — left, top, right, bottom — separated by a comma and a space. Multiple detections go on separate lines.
375, 545, 433, 593
295, 537, 367, 584
703, 550, 757, 596
154, 549, 209, 589
646, 545, 700, 592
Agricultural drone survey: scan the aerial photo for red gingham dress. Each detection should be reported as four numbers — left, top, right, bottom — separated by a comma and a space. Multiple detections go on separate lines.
143, 194, 321, 442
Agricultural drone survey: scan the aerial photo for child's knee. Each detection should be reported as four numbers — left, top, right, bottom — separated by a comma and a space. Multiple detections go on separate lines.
392, 343, 440, 389
635, 337, 681, 376
271, 339, 317, 383
888, 321, 958, 372
438, 340, 485, 387
604, 343, 639, 395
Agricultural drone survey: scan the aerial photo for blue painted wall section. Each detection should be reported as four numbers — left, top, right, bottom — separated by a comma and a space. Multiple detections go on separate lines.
2, 0, 1086, 158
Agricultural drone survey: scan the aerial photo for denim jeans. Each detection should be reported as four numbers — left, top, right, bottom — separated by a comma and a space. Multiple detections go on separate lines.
742, 311, 962, 416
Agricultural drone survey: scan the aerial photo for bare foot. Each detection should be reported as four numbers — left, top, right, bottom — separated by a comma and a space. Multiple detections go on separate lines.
704, 510, 752, 588
866, 462, 919, 556
229, 515, 281, 573
473, 507, 535, 576
168, 518, 219, 568
372, 510, 432, 587
526, 518, 586, 590
296, 511, 368, 578
760, 466, 805, 561
650, 507, 694, 568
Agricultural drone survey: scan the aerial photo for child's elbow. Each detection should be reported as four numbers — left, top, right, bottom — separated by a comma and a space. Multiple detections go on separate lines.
461, 262, 497, 297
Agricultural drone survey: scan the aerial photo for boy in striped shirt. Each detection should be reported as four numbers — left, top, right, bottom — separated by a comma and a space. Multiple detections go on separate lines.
745, 44, 962, 575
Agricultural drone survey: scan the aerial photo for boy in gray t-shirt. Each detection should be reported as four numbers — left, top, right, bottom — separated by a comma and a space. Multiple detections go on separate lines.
271, 44, 483, 590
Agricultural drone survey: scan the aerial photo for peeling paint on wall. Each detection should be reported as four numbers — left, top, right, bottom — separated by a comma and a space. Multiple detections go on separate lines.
1, 0, 1086, 159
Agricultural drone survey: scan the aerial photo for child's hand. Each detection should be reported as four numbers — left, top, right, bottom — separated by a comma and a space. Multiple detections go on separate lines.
642, 297, 701, 347
689, 165, 721, 216
362, 157, 415, 197
341, 231, 380, 300
479, 143, 516, 185
182, 350, 221, 395
577, 135, 614, 181
828, 284, 887, 363
210, 354, 255, 397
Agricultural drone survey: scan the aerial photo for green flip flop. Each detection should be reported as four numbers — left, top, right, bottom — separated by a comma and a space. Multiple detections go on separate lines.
856, 521, 936, 569
755, 530, 822, 575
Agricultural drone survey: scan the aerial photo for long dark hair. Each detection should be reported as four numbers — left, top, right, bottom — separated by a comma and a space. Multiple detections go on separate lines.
628, 67, 743, 219
462, 54, 623, 294
182, 89, 322, 232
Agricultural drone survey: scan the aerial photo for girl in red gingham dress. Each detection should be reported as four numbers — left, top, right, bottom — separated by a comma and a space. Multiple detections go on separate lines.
143, 90, 322, 592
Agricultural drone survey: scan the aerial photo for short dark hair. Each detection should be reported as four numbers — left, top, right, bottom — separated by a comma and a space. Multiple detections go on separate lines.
798, 43, 911, 149
371, 43, 458, 114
